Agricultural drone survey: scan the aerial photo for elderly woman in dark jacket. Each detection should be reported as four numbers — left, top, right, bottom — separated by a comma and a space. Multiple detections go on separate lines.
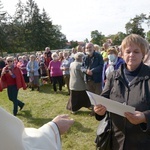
94, 34, 150, 150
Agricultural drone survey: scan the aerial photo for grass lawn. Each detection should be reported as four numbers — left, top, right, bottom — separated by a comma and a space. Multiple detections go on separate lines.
0, 83, 99, 150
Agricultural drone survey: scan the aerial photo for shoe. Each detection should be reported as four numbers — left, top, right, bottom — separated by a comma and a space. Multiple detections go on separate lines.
71, 111, 77, 114
30, 87, 34, 91
13, 111, 17, 116
20, 103, 25, 111
88, 106, 93, 110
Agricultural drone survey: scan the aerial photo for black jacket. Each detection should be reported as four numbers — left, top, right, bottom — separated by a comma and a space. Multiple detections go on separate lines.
96, 63, 150, 150
82, 52, 104, 83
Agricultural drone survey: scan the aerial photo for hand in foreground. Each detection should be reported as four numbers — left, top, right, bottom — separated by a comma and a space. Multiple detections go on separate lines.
125, 111, 146, 125
94, 104, 107, 116
52, 114, 74, 135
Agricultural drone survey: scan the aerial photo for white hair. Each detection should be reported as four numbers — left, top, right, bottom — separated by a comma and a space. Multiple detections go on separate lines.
74, 52, 84, 61
51, 52, 58, 59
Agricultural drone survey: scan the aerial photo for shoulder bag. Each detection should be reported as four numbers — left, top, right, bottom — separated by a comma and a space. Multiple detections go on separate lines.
95, 113, 112, 150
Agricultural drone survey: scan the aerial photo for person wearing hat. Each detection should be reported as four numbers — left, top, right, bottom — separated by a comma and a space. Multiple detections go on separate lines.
102, 47, 124, 87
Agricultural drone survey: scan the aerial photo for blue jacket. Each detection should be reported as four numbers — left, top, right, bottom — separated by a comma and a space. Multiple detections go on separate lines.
82, 52, 104, 83
26, 60, 40, 76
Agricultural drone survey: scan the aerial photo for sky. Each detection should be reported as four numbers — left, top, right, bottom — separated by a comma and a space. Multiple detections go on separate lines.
1, 0, 150, 42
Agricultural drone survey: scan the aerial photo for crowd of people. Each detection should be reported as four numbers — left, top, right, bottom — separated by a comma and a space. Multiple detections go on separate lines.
0, 33, 150, 149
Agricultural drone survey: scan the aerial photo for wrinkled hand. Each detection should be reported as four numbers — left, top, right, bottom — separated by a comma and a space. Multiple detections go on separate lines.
125, 111, 146, 125
94, 104, 106, 116
52, 114, 74, 135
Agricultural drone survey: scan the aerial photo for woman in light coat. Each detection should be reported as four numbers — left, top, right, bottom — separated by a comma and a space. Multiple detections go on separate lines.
67, 52, 91, 114
26, 55, 40, 91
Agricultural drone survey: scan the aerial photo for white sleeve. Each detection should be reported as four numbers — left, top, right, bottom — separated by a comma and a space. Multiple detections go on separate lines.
38, 121, 61, 150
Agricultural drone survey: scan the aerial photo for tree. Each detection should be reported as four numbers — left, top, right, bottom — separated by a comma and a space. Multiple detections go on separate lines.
69, 40, 78, 48
146, 30, 150, 43
0, 0, 8, 56
11, 0, 26, 52
84, 38, 89, 43
108, 32, 127, 46
125, 14, 147, 38
91, 30, 105, 46
24, 0, 67, 51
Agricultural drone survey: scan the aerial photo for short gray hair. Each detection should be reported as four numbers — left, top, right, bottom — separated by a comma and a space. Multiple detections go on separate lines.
51, 52, 58, 59
74, 52, 84, 61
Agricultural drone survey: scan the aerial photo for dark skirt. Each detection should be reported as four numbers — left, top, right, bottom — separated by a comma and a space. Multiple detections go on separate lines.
66, 90, 91, 111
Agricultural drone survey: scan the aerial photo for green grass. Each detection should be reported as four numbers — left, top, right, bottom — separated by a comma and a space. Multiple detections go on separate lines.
0, 84, 98, 150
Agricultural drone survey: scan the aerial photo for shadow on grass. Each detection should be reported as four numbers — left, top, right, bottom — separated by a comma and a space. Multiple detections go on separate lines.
18, 110, 53, 127
39, 84, 68, 95
72, 120, 93, 133
28, 117, 53, 127
38, 84, 53, 94
74, 110, 93, 116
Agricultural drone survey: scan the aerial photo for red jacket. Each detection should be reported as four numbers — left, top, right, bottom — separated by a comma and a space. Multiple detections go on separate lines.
0, 65, 26, 91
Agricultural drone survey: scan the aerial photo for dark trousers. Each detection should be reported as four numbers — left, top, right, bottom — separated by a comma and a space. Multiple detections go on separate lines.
63, 74, 70, 94
51, 76, 63, 92
7, 85, 24, 116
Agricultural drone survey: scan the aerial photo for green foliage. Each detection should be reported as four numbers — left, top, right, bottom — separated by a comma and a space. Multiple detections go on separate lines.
84, 38, 89, 43
0, 0, 67, 55
69, 40, 78, 48
91, 30, 105, 46
0, 0, 149, 55
146, 30, 150, 42
107, 32, 127, 46
0, 84, 98, 150
125, 13, 147, 38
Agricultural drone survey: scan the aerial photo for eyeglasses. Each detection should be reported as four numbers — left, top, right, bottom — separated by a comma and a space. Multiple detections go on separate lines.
7, 60, 13, 63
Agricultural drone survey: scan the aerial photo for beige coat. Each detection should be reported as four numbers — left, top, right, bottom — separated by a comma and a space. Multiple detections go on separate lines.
69, 61, 86, 91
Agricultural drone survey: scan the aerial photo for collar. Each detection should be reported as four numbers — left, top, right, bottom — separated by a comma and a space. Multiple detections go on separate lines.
115, 63, 150, 86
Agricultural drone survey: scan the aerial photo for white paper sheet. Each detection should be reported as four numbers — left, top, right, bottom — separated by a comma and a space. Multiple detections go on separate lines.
87, 91, 135, 117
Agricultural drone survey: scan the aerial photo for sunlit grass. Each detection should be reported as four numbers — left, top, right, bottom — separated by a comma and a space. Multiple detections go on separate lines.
0, 84, 98, 150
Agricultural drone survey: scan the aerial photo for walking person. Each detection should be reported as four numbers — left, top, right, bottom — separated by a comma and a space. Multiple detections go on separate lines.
0, 57, 26, 116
